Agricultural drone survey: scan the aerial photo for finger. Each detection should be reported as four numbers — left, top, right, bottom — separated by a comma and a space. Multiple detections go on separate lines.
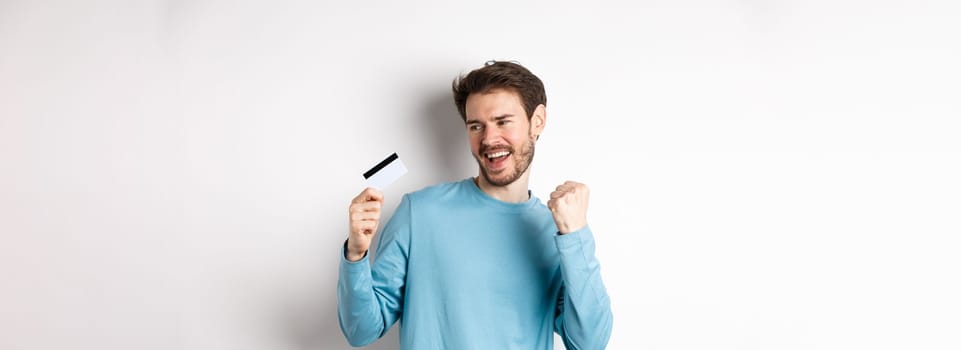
352, 187, 384, 204
563, 181, 587, 190
351, 201, 382, 213
354, 222, 377, 235
547, 197, 566, 209
350, 211, 380, 222
563, 180, 582, 187
570, 182, 588, 194
365, 188, 384, 202
550, 190, 565, 199
556, 184, 583, 196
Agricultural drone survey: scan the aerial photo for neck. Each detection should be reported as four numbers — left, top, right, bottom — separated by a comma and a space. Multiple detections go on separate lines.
474, 170, 531, 203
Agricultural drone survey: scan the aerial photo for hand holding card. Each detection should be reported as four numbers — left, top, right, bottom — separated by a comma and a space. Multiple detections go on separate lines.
347, 187, 383, 262
345, 153, 408, 262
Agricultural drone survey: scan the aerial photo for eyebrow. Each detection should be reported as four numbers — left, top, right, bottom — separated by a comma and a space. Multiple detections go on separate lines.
466, 114, 515, 124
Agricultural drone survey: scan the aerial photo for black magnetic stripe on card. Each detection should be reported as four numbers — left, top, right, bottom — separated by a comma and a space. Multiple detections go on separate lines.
363, 153, 399, 179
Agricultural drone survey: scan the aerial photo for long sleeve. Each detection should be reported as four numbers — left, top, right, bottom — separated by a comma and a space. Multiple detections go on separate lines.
337, 194, 413, 347
553, 225, 613, 350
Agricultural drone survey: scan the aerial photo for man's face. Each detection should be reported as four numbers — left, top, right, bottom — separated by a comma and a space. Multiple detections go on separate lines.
464, 89, 545, 187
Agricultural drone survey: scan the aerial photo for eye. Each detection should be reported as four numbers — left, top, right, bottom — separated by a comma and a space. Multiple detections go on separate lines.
468, 124, 482, 132
497, 120, 510, 126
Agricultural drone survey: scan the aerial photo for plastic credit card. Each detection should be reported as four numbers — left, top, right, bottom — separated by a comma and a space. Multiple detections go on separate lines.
363, 152, 408, 190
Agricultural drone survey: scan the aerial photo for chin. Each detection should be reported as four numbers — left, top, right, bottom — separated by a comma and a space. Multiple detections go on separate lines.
475, 153, 526, 187
482, 169, 518, 187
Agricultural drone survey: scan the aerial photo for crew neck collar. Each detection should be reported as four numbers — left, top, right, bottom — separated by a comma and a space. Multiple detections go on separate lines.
463, 177, 538, 211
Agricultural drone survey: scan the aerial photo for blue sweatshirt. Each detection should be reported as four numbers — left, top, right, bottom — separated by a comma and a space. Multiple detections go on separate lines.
338, 178, 612, 349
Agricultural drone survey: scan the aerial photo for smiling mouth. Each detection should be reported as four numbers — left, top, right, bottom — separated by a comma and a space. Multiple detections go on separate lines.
481, 149, 512, 170
485, 150, 511, 162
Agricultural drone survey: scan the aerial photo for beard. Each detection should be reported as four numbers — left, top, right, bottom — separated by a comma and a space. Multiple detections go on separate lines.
475, 135, 536, 187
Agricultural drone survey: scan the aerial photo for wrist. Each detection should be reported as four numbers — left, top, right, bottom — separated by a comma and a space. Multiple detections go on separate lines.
557, 222, 586, 235
346, 250, 367, 262
343, 239, 368, 262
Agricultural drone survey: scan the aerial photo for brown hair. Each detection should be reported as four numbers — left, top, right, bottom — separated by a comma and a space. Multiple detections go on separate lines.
451, 61, 546, 122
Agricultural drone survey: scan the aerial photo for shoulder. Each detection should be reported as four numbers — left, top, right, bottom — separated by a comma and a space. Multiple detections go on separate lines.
406, 178, 471, 200
394, 179, 472, 224
404, 178, 471, 204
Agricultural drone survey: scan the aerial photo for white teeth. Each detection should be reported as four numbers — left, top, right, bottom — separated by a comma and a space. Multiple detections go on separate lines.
487, 151, 510, 159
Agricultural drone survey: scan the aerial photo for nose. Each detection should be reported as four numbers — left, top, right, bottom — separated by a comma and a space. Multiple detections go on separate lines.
480, 126, 501, 146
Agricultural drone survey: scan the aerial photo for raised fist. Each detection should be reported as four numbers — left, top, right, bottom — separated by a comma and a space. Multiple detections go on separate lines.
547, 181, 589, 234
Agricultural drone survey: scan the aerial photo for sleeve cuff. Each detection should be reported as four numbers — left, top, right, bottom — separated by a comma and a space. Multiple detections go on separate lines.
554, 225, 598, 269
341, 239, 369, 263
555, 225, 593, 248
340, 239, 372, 288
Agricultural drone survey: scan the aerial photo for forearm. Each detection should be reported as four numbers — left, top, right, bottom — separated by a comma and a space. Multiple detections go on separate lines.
555, 226, 613, 350
337, 250, 386, 347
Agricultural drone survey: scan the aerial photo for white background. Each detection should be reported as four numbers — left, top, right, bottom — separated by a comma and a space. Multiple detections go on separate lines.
2, 1, 959, 349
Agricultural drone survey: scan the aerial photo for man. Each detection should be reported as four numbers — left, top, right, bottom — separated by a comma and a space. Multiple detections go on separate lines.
338, 61, 612, 349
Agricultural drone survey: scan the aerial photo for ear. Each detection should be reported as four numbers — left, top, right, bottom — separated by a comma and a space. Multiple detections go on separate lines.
531, 104, 546, 139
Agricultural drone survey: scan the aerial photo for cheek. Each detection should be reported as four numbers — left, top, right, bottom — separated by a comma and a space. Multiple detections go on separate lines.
507, 130, 530, 145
